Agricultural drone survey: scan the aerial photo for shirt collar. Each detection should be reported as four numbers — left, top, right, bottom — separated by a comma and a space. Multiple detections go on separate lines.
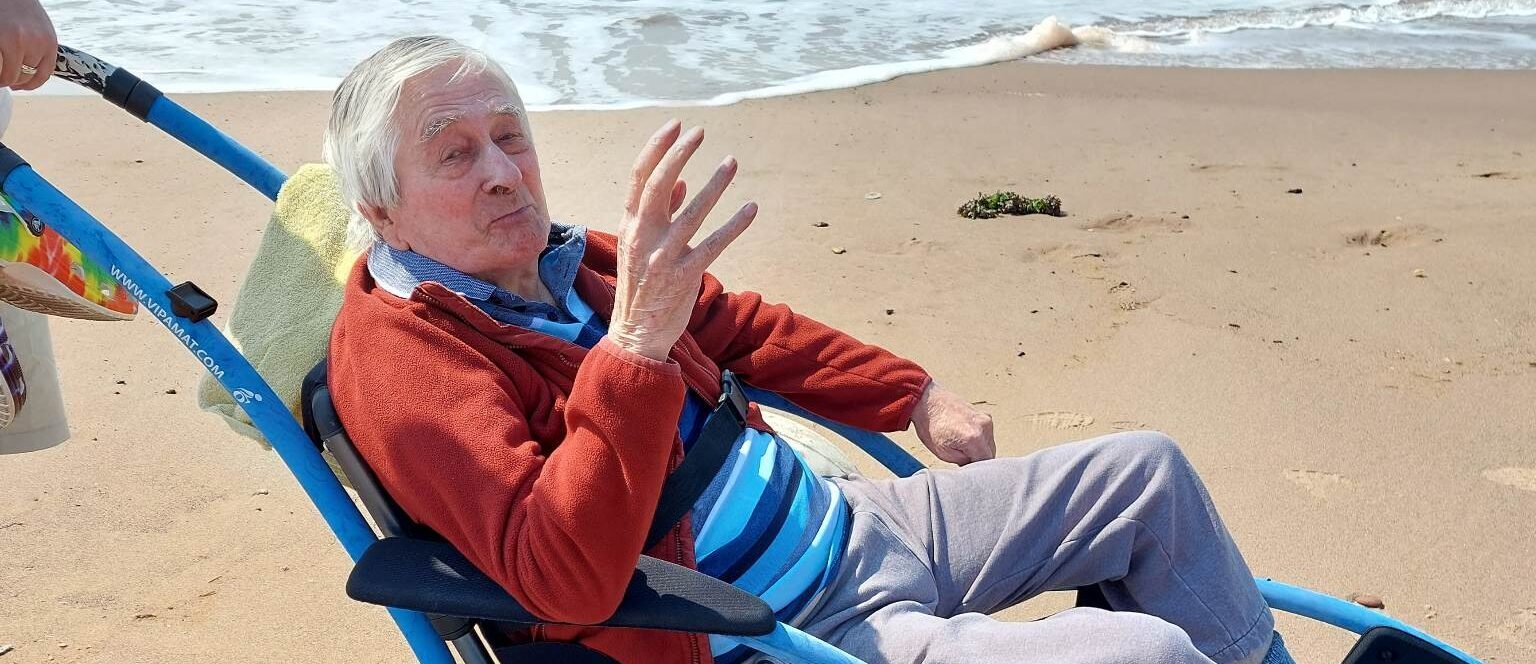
367, 223, 587, 307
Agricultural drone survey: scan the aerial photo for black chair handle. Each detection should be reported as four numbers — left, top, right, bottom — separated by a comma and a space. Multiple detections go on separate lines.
52, 45, 163, 120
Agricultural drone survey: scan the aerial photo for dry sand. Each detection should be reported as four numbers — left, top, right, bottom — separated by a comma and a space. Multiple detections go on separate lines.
2, 63, 1534, 663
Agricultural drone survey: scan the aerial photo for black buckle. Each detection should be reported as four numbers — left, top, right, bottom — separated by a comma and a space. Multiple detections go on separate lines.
716, 371, 749, 426
167, 281, 218, 322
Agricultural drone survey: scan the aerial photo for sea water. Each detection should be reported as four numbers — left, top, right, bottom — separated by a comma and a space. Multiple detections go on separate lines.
43, 0, 1536, 106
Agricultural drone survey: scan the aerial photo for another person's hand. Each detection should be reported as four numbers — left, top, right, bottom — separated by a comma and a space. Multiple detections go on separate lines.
912, 382, 996, 465
607, 120, 757, 361
0, 0, 58, 91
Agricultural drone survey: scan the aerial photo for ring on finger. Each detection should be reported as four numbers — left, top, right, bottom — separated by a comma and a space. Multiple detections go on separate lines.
19, 64, 38, 76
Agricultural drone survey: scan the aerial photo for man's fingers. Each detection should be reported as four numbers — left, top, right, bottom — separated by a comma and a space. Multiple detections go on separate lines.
968, 438, 996, 463
0, 44, 17, 89
15, 25, 58, 91
952, 439, 991, 466
641, 126, 703, 218
668, 180, 687, 216
624, 120, 682, 212
965, 418, 996, 463
932, 443, 972, 466
14, 57, 48, 91
17, 50, 55, 91
669, 156, 737, 246
687, 201, 756, 270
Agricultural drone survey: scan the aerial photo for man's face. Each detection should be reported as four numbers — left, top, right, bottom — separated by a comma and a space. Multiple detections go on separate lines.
364, 64, 551, 281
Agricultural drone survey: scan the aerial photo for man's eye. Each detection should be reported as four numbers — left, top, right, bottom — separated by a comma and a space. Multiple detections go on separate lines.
497, 134, 524, 146
442, 149, 463, 163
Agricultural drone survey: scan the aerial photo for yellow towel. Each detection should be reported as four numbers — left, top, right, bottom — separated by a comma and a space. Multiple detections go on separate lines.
196, 164, 358, 446
195, 163, 861, 477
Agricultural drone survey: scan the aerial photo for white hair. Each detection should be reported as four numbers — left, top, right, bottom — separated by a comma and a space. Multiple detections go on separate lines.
323, 36, 516, 254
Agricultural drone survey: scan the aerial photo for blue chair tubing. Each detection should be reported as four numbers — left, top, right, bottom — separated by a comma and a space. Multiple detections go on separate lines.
0, 44, 1482, 664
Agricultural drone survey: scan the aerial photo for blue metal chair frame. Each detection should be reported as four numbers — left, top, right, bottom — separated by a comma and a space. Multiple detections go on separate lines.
0, 45, 1480, 664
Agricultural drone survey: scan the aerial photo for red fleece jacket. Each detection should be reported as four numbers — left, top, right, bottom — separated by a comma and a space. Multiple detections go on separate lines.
328, 231, 931, 663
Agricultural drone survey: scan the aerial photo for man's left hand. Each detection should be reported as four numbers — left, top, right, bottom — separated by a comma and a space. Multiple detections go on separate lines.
911, 381, 996, 465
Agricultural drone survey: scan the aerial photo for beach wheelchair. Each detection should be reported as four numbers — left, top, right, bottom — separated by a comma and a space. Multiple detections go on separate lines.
0, 45, 1481, 664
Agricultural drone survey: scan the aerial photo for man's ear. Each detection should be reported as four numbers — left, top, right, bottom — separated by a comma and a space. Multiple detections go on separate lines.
359, 202, 409, 251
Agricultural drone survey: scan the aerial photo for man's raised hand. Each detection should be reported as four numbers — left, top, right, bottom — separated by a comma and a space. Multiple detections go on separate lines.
607, 120, 757, 361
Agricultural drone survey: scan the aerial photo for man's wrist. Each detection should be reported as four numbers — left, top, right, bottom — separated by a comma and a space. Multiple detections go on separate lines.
603, 330, 670, 362
910, 380, 936, 429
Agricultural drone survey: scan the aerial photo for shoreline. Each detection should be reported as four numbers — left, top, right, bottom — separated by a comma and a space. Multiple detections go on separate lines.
2, 63, 1533, 663
25, 57, 1536, 110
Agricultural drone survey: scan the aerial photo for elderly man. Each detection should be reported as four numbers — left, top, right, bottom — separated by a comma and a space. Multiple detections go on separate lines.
325, 36, 1292, 664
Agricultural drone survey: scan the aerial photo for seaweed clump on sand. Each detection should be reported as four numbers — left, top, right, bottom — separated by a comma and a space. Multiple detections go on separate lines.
957, 191, 1064, 219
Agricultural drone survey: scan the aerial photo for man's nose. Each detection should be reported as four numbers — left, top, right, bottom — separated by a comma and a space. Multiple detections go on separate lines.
482, 146, 524, 195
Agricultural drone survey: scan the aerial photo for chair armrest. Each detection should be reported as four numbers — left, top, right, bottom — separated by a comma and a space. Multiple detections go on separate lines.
742, 385, 926, 478
346, 537, 777, 637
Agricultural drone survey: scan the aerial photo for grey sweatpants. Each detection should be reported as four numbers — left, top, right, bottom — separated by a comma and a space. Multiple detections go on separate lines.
800, 431, 1274, 664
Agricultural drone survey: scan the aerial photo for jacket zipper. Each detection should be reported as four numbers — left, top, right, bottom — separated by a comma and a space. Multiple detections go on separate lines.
429, 279, 709, 662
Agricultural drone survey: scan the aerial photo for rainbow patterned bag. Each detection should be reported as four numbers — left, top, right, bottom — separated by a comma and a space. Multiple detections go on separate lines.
0, 193, 136, 321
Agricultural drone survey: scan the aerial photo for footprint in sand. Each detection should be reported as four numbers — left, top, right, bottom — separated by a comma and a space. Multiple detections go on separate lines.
1283, 469, 1350, 498
1483, 467, 1536, 492
1107, 281, 1155, 311
1021, 411, 1095, 430
1110, 421, 1153, 431
1027, 242, 1113, 264
1342, 224, 1442, 248
1487, 608, 1536, 649
1026, 242, 1112, 265
1190, 163, 1244, 173
1079, 213, 1187, 235
868, 236, 953, 259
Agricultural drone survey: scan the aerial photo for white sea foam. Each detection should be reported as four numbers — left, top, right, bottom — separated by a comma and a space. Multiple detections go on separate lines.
38, 0, 1536, 106
1112, 0, 1536, 37
620, 17, 1155, 111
